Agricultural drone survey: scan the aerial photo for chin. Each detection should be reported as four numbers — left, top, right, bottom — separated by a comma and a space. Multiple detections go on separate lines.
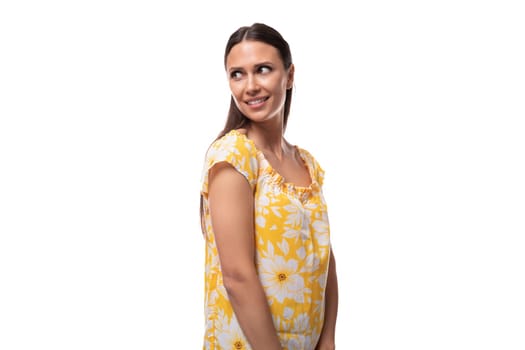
244, 108, 274, 119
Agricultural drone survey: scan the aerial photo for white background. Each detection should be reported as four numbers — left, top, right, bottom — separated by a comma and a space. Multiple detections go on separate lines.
1, 0, 524, 349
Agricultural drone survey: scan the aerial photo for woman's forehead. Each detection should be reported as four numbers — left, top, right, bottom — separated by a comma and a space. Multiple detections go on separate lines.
226, 40, 281, 68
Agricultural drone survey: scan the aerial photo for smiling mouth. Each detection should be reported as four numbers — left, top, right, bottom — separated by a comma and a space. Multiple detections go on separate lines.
246, 97, 269, 105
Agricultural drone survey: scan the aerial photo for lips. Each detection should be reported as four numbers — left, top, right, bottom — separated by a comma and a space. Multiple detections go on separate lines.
246, 96, 269, 105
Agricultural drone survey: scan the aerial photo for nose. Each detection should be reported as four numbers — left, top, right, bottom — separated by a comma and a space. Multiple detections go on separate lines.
245, 74, 260, 95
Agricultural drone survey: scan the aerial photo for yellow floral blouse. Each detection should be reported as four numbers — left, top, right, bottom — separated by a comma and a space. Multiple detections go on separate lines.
201, 130, 331, 350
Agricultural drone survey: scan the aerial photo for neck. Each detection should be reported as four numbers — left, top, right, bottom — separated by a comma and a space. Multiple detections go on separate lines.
246, 123, 288, 160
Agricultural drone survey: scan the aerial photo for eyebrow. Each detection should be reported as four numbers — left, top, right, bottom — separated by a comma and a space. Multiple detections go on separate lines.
228, 61, 275, 72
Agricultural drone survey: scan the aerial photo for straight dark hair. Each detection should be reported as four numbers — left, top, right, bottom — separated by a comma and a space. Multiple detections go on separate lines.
200, 23, 294, 234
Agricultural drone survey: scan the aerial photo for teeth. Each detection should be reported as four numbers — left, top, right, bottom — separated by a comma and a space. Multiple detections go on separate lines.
247, 98, 266, 105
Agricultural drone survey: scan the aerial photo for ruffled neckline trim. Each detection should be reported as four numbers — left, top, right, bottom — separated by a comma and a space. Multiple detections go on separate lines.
228, 129, 320, 201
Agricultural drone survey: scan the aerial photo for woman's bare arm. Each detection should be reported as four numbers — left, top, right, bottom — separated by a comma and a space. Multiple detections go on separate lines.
208, 163, 282, 350
316, 249, 339, 350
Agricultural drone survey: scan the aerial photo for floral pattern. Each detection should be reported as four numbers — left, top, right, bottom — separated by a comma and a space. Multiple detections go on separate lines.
201, 130, 331, 350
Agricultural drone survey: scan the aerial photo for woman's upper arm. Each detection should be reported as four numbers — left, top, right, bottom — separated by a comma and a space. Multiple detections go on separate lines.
208, 162, 256, 279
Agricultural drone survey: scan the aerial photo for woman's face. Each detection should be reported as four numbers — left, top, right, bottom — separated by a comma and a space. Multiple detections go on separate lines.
225, 40, 294, 125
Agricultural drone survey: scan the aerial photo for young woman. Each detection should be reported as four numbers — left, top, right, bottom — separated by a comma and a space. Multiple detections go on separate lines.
200, 23, 338, 350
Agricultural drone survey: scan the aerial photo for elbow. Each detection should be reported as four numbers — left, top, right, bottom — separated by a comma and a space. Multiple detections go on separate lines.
222, 268, 256, 298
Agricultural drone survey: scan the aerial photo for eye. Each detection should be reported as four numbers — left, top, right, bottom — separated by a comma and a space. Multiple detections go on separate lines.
230, 70, 243, 80
258, 65, 272, 74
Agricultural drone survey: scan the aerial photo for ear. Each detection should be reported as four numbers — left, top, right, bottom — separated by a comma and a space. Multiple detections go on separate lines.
286, 64, 295, 89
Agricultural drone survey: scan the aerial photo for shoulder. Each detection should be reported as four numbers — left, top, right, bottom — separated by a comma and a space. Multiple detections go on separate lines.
202, 129, 259, 190
297, 146, 326, 186
208, 129, 256, 159
297, 147, 321, 168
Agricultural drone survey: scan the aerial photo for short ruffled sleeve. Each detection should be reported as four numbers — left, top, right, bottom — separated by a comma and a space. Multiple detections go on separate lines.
201, 131, 259, 196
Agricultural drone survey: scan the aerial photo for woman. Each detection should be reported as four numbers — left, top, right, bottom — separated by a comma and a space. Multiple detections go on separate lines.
200, 23, 338, 350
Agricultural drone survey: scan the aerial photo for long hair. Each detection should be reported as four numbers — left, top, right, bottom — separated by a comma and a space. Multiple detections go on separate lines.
200, 23, 294, 234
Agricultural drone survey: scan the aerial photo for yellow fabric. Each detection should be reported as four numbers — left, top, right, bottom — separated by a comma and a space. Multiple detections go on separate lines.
201, 130, 331, 350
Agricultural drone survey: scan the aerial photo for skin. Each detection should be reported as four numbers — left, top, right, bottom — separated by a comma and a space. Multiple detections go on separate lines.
316, 250, 338, 350
208, 39, 338, 349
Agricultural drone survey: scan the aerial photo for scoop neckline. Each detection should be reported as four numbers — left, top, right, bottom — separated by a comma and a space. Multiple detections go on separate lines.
228, 129, 316, 192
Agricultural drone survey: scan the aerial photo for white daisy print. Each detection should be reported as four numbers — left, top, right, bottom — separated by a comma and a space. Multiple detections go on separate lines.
259, 254, 305, 303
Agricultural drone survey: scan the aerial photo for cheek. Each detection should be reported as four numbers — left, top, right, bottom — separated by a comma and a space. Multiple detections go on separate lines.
229, 87, 243, 107
281, 77, 290, 90
229, 82, 242, 98
269, 76, 288, 92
